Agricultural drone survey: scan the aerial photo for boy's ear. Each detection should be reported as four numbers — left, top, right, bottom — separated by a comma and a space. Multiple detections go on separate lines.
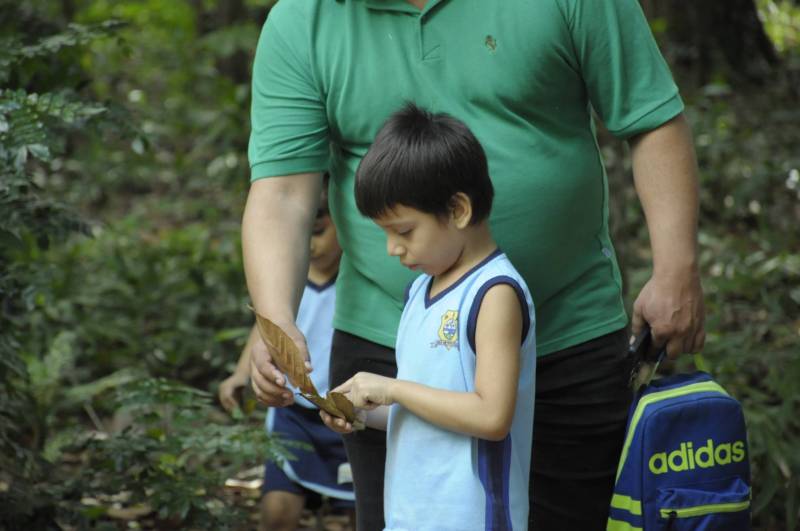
449, 192, 473, 229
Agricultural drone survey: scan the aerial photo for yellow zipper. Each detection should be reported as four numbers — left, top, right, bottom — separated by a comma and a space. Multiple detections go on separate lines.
660, 500, 750, 519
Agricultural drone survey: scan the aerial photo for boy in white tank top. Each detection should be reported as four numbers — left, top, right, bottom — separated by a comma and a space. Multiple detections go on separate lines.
321, 103, 537, 531
219, 177, 354, 531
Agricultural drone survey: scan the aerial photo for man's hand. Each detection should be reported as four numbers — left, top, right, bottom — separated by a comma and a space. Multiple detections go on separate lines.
219, 371, 249, 413
631, 267, 705, 359
249, 320, 311, 407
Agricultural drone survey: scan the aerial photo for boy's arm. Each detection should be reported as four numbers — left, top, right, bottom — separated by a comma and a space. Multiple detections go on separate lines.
335, 284, 523, 441
219, 324, 259, 412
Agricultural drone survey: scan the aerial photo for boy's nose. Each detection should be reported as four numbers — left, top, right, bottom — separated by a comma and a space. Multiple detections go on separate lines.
386, 238, 403, 257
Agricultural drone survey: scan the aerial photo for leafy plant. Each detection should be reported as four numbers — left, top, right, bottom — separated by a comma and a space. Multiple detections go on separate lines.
57, 378, 294, 529
0, 11, 125, 528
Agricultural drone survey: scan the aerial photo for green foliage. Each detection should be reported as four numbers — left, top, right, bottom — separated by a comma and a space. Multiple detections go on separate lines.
25, 220, 249, 385
2, 0, 797, 529
758, 0, 800, 56
0, 10, 125, 528
692, 88, 800, 530
0, 3, 274, 528
58, 378, 293, 529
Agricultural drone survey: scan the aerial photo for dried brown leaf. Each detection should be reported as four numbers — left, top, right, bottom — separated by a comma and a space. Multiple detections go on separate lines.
329, 391, 355, 423
252, 311, 315, 395
303, 393, 344, 418
251, 309, 360, 428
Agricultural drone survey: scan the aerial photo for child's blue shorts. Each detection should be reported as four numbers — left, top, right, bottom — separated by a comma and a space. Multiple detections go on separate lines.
263, 404, 355, 507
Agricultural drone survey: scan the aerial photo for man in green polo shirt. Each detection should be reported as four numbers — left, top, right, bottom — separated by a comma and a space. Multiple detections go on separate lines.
242, 0, 705, 529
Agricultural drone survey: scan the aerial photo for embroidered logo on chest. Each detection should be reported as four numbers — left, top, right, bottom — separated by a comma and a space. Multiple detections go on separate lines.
431, 310, 459, 350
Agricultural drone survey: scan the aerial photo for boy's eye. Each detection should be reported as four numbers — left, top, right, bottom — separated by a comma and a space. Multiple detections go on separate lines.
396, 228, 413, 236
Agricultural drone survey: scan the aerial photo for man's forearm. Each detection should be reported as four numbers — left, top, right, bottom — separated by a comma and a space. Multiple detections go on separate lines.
242, 173, 323, 322
629, 113, 700, 274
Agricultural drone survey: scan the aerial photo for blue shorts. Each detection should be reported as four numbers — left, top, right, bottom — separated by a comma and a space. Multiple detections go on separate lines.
263, 404, 355, 507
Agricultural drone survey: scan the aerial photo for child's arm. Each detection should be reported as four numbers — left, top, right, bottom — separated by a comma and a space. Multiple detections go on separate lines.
336, 284, 523, 441
218, 324, 260, 412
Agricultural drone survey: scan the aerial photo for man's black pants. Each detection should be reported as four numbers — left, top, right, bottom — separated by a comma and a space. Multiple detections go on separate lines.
329, 328, 632, 531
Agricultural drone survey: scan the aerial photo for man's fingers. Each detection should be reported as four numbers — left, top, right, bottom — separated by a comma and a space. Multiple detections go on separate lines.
691, 328, 706, 354
250, 365, 292, 406
682, 327, 696, 356
250, 346, 286, 387
631, 303, 646, 337
665, 338, 680, 360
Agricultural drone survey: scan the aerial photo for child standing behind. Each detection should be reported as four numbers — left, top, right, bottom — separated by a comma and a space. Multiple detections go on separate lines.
322, 103, 537, 530
219, 177, 354, 531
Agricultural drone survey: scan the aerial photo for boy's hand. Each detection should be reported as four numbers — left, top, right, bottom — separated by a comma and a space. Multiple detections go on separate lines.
333, 372, 396, 409
320, 407, 369, 434
219, 371, 249, 413
250, 320, 311, 407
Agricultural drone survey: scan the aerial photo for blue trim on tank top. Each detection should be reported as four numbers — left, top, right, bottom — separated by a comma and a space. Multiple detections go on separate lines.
466, 276, 531, 354
478, 435, 513, 530
306, 274, 337, 292
424, 248, 502, 309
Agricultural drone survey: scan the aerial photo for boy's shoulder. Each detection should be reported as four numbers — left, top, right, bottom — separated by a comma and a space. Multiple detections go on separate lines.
475, 252, 532, 294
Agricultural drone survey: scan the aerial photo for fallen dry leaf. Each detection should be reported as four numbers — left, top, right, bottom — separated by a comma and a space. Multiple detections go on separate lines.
253, 311, 315, 394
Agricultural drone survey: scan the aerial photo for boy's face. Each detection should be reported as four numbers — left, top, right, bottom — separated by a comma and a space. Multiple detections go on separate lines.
309, 194, 341, 271
374, 204, 464, 277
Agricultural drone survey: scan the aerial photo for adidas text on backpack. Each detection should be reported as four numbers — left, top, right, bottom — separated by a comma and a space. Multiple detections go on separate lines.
607, 372, 751, 530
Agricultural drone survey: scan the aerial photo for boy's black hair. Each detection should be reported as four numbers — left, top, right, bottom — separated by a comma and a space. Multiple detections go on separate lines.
355, 103, 493, 225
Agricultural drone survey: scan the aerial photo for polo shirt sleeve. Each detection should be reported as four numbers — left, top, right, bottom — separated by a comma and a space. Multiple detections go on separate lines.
248, 2, 329, 181
557, 0, 684, 139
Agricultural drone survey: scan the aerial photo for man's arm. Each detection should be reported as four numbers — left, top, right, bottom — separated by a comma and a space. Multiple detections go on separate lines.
629, 113, 705, 358
242, 173, 323, 405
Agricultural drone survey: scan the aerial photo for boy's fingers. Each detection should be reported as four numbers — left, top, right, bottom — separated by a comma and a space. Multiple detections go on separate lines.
220, 395, 234, 412
332, 378, 353, 394
220, 388, 236, 411
319, 410, 351, 433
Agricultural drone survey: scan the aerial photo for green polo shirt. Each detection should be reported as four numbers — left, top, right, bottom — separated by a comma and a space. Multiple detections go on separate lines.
248, 0, 683, 355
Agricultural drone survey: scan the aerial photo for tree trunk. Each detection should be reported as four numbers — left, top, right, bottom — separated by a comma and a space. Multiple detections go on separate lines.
643, 0, 780, 86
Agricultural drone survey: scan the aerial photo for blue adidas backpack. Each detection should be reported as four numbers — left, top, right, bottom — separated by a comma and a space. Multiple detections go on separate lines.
607, 372, 751, 530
